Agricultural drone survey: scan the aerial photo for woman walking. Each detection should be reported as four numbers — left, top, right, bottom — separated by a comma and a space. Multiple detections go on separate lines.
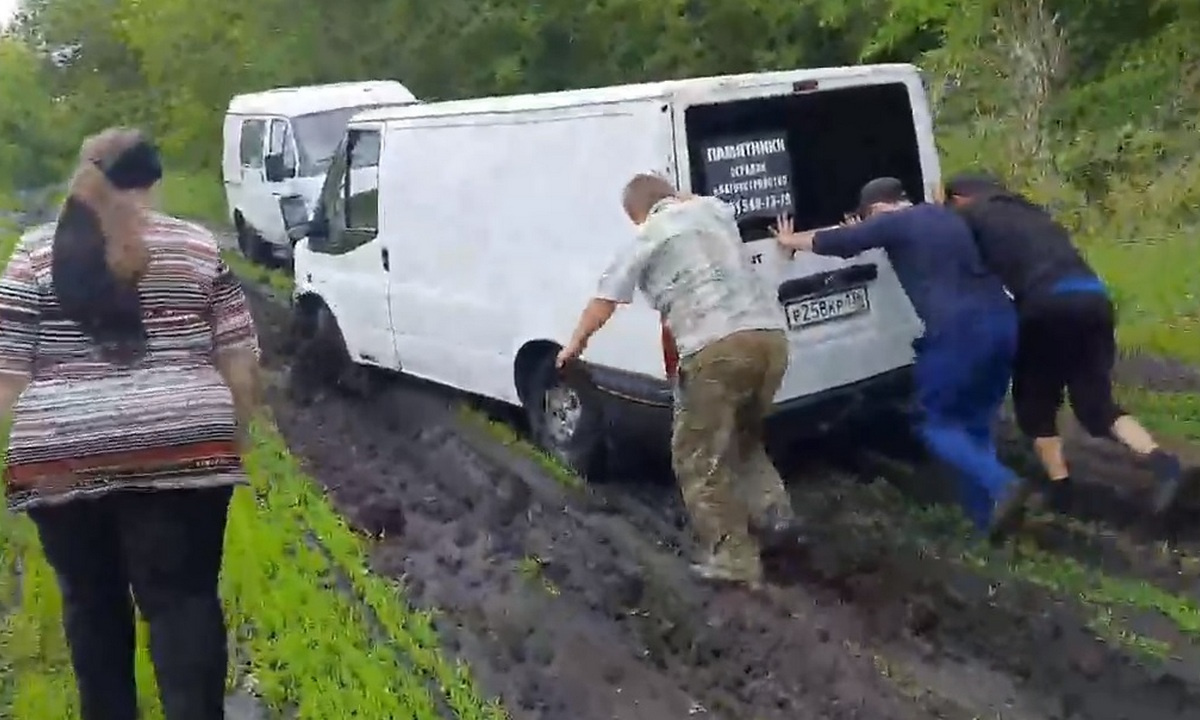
0, 128, 262, 720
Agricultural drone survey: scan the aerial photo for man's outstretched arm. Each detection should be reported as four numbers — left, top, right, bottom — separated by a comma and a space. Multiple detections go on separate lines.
557, 239, 647, 368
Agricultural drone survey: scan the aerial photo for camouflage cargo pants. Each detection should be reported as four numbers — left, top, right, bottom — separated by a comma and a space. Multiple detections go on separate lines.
672, 328, 791, 580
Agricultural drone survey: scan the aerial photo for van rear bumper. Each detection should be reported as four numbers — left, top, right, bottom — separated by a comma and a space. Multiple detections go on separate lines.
587, 363, 916, 453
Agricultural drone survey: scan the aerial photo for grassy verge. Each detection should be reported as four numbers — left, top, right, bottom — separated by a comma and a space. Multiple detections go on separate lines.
0, 225, 504, 718
221, 250, 294, 297
158, 170, 230, 229
1084, 231, 1198, 365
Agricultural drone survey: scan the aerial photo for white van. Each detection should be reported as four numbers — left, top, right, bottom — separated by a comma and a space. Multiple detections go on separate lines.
222, 81, 417, 265
290, 64, 933, 477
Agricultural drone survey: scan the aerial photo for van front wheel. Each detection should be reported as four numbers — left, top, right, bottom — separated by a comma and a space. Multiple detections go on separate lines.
525, 356, 609, 481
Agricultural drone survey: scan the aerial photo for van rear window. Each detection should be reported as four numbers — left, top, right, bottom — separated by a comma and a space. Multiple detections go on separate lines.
685, 82, 924, 241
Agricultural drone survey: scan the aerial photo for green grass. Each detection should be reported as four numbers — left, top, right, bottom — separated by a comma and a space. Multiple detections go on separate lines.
157, 170, 230, 229
0, 223, 504, 718
220, 250, 294, 296
457, 406, 583, 490
1084, 233, 1199, 364
1117, 388, 1200, 443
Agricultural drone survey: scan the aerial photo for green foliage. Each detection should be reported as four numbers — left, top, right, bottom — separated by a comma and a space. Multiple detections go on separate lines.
0, 39, 73, 192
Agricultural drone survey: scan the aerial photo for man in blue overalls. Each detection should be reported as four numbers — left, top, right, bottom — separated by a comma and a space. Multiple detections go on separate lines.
772, 177, 1031, 537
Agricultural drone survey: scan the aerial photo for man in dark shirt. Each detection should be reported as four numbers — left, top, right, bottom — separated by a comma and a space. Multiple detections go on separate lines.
945, 173, 1188, 516
772, 177, 1030, 537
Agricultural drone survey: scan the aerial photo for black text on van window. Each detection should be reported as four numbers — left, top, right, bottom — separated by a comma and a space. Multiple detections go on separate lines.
345, 129, 380, 233
268, 119, 297, 177
239, 119, 266, 168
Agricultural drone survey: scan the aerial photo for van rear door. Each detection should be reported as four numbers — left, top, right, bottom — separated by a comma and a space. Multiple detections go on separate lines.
671, 68, 932, 403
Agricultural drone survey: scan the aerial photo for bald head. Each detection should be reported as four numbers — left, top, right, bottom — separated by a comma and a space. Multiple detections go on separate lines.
622, 173, 678, 223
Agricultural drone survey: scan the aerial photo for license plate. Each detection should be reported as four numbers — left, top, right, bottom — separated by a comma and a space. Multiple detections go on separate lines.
785, 287, 870, 329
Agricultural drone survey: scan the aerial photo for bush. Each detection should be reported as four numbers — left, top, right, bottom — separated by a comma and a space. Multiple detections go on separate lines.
157, 170, 229, 228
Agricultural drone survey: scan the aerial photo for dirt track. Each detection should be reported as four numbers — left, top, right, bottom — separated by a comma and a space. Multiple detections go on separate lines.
244, 281, 1200, 720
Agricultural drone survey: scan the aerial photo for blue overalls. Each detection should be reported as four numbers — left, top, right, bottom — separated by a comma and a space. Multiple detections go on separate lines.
811, 203, 1021, 529
914, 303, 1019, 527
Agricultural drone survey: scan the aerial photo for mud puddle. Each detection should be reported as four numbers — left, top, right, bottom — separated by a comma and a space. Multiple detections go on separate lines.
242, 282, 1199, 719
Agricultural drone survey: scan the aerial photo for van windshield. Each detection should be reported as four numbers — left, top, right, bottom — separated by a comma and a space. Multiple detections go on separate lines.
292, 107, 367, 177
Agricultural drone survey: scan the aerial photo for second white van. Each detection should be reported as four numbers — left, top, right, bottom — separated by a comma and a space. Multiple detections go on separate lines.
222, 81, 418, 265
290, 65, 933, 477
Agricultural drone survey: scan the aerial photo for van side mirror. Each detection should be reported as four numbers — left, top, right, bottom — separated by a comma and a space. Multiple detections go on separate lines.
264, 153, 290, 182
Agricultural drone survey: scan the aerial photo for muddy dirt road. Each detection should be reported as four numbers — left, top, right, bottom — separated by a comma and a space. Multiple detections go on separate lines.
244, 281, 1200, 720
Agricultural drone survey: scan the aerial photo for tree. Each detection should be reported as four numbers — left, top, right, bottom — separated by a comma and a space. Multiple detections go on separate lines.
0, 38, 71, 192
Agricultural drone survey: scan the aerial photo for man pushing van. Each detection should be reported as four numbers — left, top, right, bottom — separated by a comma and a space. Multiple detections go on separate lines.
772, 178, 1031, 537
556, 173, 799, 587
945, 173, 1190, 516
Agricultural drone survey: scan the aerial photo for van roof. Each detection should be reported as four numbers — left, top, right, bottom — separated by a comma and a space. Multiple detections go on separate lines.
227, 81, 418, 117
351, 64, 920, 124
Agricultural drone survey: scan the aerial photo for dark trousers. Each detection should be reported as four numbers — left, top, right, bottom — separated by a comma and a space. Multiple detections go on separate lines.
29, 486, 233, 720
1012, 290, 1124, 438
915, 307, 1020, 528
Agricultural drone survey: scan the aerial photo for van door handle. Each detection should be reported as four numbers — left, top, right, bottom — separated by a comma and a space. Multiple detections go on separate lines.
381, 247, 390, 271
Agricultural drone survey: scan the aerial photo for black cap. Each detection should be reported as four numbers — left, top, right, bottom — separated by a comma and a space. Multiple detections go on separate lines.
858, 177, 907, 217
944, 172, 1005, 200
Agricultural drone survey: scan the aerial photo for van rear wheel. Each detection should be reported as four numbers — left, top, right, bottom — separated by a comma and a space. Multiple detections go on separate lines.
524, 356, 609, 481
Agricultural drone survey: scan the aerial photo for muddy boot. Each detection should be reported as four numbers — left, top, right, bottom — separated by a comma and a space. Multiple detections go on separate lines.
1039, 476, 1074, 515
1148, 449, 1186, 516
748, 504, 807, 553
986, 476, 1034, 544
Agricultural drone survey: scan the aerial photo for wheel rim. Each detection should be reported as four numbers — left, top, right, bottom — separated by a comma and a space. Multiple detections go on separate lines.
543, 383, 583, 445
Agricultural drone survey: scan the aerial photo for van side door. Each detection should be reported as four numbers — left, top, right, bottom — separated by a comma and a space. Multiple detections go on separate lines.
260, 117, 300, 248
305, 125, 399, 370
237, 118, 269, 238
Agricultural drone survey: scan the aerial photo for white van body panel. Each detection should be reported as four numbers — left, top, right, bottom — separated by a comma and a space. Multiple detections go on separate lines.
222, 81, 417, 251
296, 64, 931, 415
377, 99, 672, 403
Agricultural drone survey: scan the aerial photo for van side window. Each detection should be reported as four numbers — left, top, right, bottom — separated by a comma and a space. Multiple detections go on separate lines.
344, 129, 380, 234
267, 119, 297, 177
239, 119, 265, 168
306, 137, 348, 255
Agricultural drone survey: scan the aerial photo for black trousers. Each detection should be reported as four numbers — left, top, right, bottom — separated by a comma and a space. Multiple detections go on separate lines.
1012, 292, 1125, 438
29, 486, 233, 720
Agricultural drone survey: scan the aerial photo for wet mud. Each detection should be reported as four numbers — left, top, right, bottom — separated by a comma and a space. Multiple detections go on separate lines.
242, 281, 1200, 720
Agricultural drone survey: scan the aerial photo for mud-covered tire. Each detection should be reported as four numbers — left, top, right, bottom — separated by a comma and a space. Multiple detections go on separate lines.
236, 217, 272, 266
524, 355, 609, 481
289, 302, 375, 400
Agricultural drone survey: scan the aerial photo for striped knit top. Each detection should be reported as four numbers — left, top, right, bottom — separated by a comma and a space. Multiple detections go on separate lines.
0, 213, 260, 511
